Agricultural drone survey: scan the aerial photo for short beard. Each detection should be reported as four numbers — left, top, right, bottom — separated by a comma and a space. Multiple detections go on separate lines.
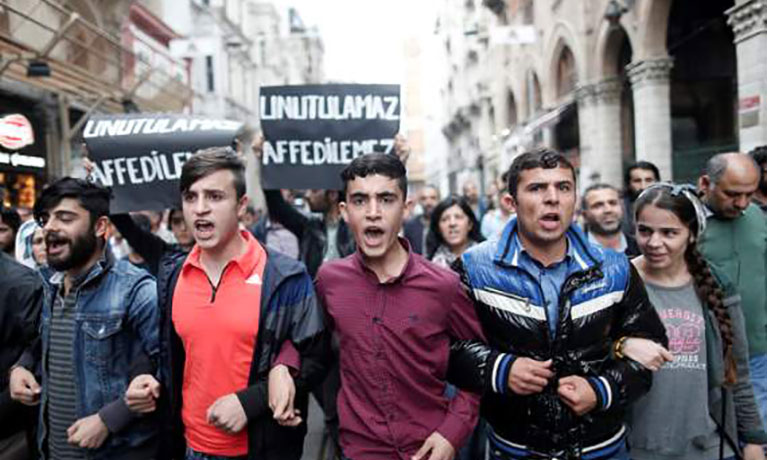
48, 229, 101, 272
587, 220, 622, 237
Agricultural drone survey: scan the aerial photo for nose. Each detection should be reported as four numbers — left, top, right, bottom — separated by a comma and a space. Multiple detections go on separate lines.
365, 199, 382, 219
543, 186, 559, 204
647, 231, 662, 248
734, 195, 749, 210
193, 197, 209, 215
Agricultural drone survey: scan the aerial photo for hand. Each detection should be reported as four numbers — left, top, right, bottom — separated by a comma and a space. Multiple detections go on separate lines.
394, 133, 411, 165
507, 358, 553, 395
251, 132, 265, 159
743, 443, 766, 460
9, 366, 41, 406
621, 338, 673, 371
124, 374, 160, 413
67, 413, 109, 449
207, 393, 247, 434
557, 376, 598, 416
268, 364, 302, 427
412, 431, 455, 460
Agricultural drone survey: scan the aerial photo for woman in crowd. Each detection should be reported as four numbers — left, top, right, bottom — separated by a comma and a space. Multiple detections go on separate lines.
624, 183, 766, 460
426, 196, 484, 268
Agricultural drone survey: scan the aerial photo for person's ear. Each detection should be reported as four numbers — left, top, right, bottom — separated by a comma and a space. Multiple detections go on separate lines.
339, 202, 348, 223
94, 216, 110, 239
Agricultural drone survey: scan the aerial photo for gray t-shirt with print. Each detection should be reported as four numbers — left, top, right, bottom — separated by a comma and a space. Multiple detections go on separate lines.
629, 281, 733, 460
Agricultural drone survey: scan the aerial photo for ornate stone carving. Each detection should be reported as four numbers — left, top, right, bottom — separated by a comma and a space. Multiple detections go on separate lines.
727, 0, 767, 44
626, 58, 674, 88
593, 78, 623, 105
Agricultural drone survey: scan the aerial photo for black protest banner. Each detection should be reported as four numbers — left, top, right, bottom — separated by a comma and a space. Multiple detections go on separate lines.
83, 114, 242, 213
260, 84, 400, 190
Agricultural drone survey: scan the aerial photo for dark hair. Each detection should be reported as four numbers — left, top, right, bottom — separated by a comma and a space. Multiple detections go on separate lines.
245, 205, 256, 216
507, 149, 576, 198
425, 196, 484, 259
167, 208, 183, 230
624, 161, 661, 188
635, 186, 737, 385
180, 147, 246, 199
0, 207, 21, 234
749, 146, 767, 168
581, 183, 619, 210
34, 177, 111, 226
340, 153, 407, 200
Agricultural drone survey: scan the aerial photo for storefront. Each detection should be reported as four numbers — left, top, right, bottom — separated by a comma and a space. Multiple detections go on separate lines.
0, 93, 48, 210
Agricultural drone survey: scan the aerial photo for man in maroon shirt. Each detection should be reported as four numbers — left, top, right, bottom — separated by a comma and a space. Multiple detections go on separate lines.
288, 153, 482, 460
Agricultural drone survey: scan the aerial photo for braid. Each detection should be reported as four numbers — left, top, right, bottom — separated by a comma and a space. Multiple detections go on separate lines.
685, 246, 737, 386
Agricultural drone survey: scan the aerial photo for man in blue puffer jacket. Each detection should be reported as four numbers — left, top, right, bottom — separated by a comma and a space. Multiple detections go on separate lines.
448, 150, 668, 460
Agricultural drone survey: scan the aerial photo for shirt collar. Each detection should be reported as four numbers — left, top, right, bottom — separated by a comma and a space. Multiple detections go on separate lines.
184, 230, 263, 277
354, 237, 415, 285
515, 232, 574, 268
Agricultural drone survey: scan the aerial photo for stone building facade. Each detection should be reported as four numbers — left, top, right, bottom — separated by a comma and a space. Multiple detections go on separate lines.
434, 0, 767, 194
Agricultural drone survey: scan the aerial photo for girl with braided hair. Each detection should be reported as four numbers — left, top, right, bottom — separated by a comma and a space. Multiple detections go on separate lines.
621, 183, 767, 460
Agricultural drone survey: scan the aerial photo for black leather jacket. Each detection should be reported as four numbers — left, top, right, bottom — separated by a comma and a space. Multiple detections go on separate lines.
447, 221, 668, 458
264, 190, 355, 278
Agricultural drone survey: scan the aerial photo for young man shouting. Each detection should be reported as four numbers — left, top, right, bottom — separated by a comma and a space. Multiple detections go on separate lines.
125, 148, 329, 460
308, 153, 486, 459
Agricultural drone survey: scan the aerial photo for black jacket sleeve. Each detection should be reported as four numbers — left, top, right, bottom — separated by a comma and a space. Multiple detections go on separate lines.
110, 213, 172, 277
446, 258, 513, 395
263, 190, 309, 241
593, 263, 668, 415
235, 270, 330, 421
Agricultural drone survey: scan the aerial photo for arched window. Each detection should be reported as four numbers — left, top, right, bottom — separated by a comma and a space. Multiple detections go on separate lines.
556, 46, 576, 99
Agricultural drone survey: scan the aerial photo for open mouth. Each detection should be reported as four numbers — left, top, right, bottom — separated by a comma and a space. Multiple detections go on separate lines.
539, 213, 561, 230
46, 236, 68, 256
363, 226, 385, 246
194, 220, 215, 238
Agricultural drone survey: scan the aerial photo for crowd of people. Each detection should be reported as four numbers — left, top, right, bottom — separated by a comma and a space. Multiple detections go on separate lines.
1, 139, 767, 460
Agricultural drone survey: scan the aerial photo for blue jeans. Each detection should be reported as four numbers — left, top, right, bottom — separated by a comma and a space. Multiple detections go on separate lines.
749, 353, 767, 430
185, 447, 247, 460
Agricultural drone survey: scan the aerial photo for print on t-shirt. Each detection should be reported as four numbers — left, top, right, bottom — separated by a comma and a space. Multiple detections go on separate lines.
659, 307, 705, 371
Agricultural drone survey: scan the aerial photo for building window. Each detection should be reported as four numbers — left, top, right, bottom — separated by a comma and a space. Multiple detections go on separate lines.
205, 55, 215, 92
556, 46, 576, 99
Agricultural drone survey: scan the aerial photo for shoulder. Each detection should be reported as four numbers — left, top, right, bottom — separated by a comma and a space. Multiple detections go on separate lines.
112, 258, 155, 283
316, 255, 357, 283
413, 253, 461, 287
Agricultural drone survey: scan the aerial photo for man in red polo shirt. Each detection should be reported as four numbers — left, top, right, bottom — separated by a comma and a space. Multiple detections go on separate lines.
125, 148, 329, 460
310, 153, 487, 460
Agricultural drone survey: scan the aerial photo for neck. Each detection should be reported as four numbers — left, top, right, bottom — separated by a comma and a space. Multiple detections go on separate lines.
450, 240, 470, 256
591, 230, 622, 249
518, 231, 567, 267
200, 231, 247, 277
636, 256, 691, 287
64, 246, 103, 293
363, 240, 409, 283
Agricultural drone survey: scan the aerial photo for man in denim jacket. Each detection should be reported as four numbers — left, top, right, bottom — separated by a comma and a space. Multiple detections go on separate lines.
9, 178, 160, 460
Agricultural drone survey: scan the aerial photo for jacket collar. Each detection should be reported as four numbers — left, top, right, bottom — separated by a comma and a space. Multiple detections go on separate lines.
494, 217, 601, 271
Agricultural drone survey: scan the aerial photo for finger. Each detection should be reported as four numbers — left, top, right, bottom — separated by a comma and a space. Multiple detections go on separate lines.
279, 416, 303, 427
149, 380, 161, 398
521, 374, 549, 388
660, 348, 674, 362
272, 395, 289, 420
540, 359, 553, 368
528, 366, 554, 379
412, 439, 433, 460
